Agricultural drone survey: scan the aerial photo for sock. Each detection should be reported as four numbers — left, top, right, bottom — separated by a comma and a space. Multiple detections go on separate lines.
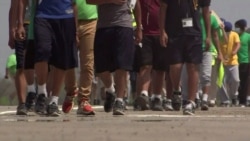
247, 96, 250, 101
141, 90, 148, 97
49, 96, 59, 105
151, 94, 156, 100
155, 94, 162, 99
116, 98, 123, 102
27, 84, 36, 93
105, 84, 115, 94
202, 94, 208, 101
38, 84, 47, 97
196, 93, 200, 99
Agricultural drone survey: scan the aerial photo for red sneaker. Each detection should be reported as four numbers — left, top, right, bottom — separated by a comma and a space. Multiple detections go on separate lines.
62, 90, 78, 114
77, 101, 95, 115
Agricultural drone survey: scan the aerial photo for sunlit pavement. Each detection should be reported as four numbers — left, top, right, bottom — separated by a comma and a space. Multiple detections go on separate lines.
0, 106, 250, 141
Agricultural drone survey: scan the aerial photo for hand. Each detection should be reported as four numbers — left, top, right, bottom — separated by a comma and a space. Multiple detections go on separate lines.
16, 26, 26, 41
8, 29, 16, 49
160, 31, 168, 47
204, 37, 211, 51
111, 0, 127, 5
217, 53, 224, 62
134, 28, 142, 45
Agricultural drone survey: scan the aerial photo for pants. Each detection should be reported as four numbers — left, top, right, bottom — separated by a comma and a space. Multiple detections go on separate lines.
238, 63, 250, 104
218, 65, 240, 103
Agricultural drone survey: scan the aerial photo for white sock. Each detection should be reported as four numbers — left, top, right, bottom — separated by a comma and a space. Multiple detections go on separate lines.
196, 93, 200, 99
105, 84, 115, 94
27, 84, 36, 93
49, 96, 59, 105
202, 94, 208, 101
116, 98, 123, 102
141, 90, 148, 97
38, 84, 47, 97
151, 94, 161, 100
247, 96, 250, 101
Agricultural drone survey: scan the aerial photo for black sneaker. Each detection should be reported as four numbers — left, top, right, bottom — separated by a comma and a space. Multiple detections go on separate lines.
201, 100, 209, 111
47, 102, 61, 117
113, 100, 125, 115
151, 97, 163, 111
183, 101, 196, 115
133, 94, 150, 111
195, 98, 201, 109
104, 92, 116, 113
232, 98, 239, 107
16, 103, 28, 115
246, 100, 250, 107
172, 91, 182, 111
162, 99, 174, 111
35, 94, 47, 115
25, 92, 37, 112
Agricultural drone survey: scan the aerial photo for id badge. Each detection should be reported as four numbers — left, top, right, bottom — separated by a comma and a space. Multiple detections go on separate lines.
129, 0, 137, 9
182, 18, 193, 28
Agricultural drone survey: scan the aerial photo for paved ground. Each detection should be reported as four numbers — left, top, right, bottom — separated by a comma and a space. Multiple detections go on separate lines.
0, 106, 250, 141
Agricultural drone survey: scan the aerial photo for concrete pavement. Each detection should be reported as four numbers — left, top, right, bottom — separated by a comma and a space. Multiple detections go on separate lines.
0, 106, 250, 141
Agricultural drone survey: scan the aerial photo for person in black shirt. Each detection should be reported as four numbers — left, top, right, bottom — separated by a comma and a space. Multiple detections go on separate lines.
159, 0, 211, 115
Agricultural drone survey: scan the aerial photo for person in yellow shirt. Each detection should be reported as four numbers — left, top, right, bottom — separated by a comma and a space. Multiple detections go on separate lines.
218, 21, 241, 106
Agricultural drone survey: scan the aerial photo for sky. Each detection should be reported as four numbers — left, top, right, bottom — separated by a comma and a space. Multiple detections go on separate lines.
0, 0, 249, 75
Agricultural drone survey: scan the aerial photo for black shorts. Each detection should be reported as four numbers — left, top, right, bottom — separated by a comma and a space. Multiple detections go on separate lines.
34, 18, 78, 70
134, 35, 169, 72
167, 36, 203, 64
94, 26, 134, 73
24, 39, 35, 69
15, 24, 29, 69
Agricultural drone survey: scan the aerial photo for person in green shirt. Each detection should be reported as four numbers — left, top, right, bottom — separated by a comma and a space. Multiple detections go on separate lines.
234, 19, 250, 106
63, 0, 98, 115
5, 53, 17, 79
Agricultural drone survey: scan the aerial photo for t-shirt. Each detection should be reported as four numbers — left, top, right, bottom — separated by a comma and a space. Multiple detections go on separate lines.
6, 54, 17, 76
36, 0, 74, 19
24, 0, 32, 23
200, 14, 220, 52
237, 32, 250, 63
97, 2, 133, 28
220, 31, 240, 66
74, 0, 97, 20
28, 0, 36, 40
140, 0, 160, 35
162, 0, 211, 37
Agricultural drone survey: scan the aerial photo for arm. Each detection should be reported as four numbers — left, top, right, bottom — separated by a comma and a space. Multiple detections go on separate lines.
8, 0, 19, 48
212, 28, 223, 61
232, 42, 240, 56
133, 0, 142, 44
72, 1, 79, 45
16, 0, 28, 40
202, 6, 211, 51
5, 68, 9, 79
159, 0, 168, 47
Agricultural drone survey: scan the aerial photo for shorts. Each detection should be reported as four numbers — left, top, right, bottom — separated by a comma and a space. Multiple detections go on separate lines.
94, 26, 134, 73
34, 18, 78, 70
167, 36, 203, 64
15, 24, 29, 69
134, 35, 169, 72
24, 39, 35, 69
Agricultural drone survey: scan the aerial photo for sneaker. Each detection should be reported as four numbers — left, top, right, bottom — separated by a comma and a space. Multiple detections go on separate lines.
113, 100, 125, 115
220, 101, 230, 107
172, 91, 182, 111
232, 98, 239, 107
47, 102, 61, 117
183, 101, 196, 115
77, 101, 95, 115
62, 90, 78, 114
151, 97, 163, 111
16, 103, 28, 115
35, 94, 47, 115
246, 100, 250, 107
162, 99, 174, 111
208, 99, 216, 107
104, 92, 116, 113
25, 92, 36, 112
182, 100, 188, 109
195, 98, 201, 109
201, 100, 209, 111
133, 94, 150, 111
